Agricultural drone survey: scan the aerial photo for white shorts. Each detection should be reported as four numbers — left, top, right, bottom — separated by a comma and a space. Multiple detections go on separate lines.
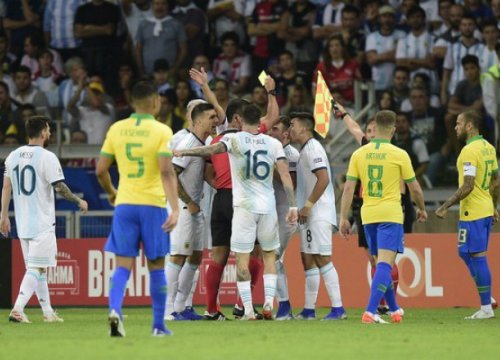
231, 207, 280, 253
170, 202, 205, 256
21, 231, 57, 268
276, 205, 296, 258
300, 221, 333, 255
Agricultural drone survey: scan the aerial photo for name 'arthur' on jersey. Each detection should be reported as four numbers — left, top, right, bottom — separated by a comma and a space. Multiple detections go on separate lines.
4, 146, 64, 238
220, 132, 286, 214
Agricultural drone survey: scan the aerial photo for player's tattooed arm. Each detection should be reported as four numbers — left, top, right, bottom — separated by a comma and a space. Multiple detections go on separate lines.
53, 181, 82, 205
173, 165, 194, 205
174, 143, 226, 157
489, 172, 500, 209
441, 175, 475, 209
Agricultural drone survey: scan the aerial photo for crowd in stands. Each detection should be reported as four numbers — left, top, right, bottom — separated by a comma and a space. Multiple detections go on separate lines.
0, 0, 499, 187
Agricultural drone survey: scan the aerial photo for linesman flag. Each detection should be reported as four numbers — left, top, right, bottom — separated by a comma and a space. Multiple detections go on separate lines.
313, 71, 333, 138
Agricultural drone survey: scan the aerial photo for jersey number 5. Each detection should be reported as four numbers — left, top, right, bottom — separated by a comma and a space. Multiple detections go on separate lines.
13, 165, 36, 196
126, 143, 145, 178
244, 150, 270, 180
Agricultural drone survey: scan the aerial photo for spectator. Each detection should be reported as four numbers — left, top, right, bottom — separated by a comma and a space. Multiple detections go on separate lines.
312, 0, 345, 40
212, 78, 230, 111
401, 72, 442, 112
0, 31, 16, 75
433, 0, 454, 37
419, 0, 441, 30
445, 55, 484, 154
247, 0, 287, 74
12, 65, 49, 115
339, 4, 366, 75
34, 49, 61, 118
74, 0, 121, 96
282, 84, 312, 115
207, 0, 250, 49
213, 31, 251, 96
432, 3, 464, 61
189, 54, 214, 98
173, 79, 193, 128
395, 0, 418, 32
251, 84, 268, 116
313, 34, 361, 104
377, 91, 394, 111
396, 6, 438, 93
68, 81, 114, 144
65, 130, 97, 167
392, 111, 429, 230
21, 32, 64, 79
389, 66, 411, 111
480, 18, 500, 70
365, 5, 405, 94
3, 0, 43, 56
0, 80, 15, 135
135, 0, 187, 77
59, 57, 88, 127
277, 0, 317, 76
152, 58, 172, 94
405, 85, 446, 186
120, 0, 153, 47
493, 0, 500, 27
157, 88, 184, 133
114, 61, 135, 120
172, 0, 206, 69
274, 50, 308, 107
2, 133, 20, 145
464, 0, 493, 22
481, 43, 500, 147
5, 103, 37, 144
43, 0, 84, 62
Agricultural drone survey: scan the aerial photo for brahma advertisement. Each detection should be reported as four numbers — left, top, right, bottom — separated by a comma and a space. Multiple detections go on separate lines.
10, 234, 500, 307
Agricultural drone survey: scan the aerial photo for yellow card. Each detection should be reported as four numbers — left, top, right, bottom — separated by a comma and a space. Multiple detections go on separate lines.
258, 71, 268, 86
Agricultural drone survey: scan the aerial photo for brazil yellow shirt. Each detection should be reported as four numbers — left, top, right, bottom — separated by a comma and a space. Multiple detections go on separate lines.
346, 139, 416, 224
457, 135, 498, 221
100, 113, 173, 207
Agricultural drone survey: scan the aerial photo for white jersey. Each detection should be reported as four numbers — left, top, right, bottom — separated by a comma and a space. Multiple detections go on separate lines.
221, 131, 285, 214
274, 143, 299, 210
170, 128, 190, 151
297, 138, 337, 226
365, 29, 406, 90
4, 145, 64, 238
173, 132, 206, 205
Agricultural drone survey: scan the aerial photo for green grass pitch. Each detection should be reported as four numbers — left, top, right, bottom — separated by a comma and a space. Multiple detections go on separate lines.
0, 307, 498, 360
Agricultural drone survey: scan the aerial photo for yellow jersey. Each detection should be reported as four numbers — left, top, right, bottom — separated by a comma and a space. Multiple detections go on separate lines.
100, 113, 173, 207
346, 139, 416, 224
457, 135, 498, 221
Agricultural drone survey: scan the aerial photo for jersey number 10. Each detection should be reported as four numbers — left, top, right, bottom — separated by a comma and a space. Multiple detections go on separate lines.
13, 165, 36, 196
244, 150, 270, 180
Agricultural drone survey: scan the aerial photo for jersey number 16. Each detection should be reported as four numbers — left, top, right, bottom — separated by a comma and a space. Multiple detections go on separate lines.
244, 150, 270, 180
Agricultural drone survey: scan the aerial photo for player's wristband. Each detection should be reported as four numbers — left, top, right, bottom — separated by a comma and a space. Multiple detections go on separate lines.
267, 89, 277, 96
289, 206, 298, 212
340, 112, 350, 120
305, 200, 314, 208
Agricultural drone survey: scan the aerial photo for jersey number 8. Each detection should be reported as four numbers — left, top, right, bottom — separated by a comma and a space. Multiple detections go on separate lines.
244, 150, 270, 180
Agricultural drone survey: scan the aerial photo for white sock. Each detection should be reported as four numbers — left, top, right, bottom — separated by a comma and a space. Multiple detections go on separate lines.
304, 268, 320, 310
185, 269, 199, 308
14, 269, 39, 312
174, 262, 198, 313
236, 280, 253, 316
481, 304, 493, 313
165, 262, 181, 315
320, 262, 343, 307
36, 273, 53, 314
263, 273, 277, 309
276, 260, 289, 302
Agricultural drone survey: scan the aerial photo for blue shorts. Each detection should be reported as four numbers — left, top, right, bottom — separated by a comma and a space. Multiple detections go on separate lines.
105, 204, 170, 260
458, 217, 492, 254
363, 222, 404, 256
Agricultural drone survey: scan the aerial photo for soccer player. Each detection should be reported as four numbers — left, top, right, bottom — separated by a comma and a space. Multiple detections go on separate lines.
165, 103, 219, 320
340, 110, 427, 324
1, 115, 88, 323
174, 104, 298, 320
269, 116, 299, 320
96, 80, 180, 337
435, 110, 499, 320
288, 112, 345, 321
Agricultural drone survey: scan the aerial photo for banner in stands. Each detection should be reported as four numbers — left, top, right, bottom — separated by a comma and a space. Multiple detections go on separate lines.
11, 234, 500, 307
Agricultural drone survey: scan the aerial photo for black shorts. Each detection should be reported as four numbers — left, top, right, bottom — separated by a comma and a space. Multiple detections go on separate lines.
211, 189, 233, 247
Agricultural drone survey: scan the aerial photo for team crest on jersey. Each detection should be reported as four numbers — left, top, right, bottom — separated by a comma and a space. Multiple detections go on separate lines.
184, 242, 190, 249
313, 158, 323, 164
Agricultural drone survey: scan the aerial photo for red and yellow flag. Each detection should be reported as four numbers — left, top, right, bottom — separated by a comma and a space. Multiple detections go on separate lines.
313, 71, 333, 138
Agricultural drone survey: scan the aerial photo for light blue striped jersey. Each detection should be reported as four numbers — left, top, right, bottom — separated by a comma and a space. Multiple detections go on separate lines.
43, 0, 84, 49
